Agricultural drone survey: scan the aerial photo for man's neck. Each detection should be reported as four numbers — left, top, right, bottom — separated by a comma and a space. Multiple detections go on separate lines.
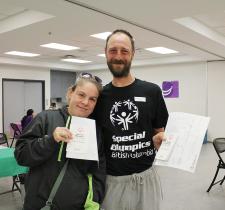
112, 74, 135, 87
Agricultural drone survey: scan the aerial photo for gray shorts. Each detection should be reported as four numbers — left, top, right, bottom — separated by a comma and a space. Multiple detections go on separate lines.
101, 166, 162, 210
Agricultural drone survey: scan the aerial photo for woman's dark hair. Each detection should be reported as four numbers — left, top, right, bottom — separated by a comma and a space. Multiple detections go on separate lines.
27, 109, 34, 116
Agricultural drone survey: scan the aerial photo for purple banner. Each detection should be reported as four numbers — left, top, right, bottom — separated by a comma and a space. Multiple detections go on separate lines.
162, 81, 179, 98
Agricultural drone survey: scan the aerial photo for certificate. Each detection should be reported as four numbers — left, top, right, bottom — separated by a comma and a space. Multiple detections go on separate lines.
66, 116, 98, 161
154, 112, 210, 173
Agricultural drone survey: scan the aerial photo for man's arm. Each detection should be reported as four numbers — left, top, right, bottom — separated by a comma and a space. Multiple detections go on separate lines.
152, 128, 165, 150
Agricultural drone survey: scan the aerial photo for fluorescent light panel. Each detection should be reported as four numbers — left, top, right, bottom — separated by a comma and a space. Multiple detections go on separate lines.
61, 58, 91, 63
41, 43, 79, 51
5, 51, 40, 57
97, 54, 106, 57
90, 32, 112, 40
145, 47, 178, 54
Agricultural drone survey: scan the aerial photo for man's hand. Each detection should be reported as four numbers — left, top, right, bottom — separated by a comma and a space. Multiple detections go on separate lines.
152, 131, 165, 150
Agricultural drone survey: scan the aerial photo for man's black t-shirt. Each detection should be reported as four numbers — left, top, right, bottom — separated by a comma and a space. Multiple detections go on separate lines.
96, 79, 168, 176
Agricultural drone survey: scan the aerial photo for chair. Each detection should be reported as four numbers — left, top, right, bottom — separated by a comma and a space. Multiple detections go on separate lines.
0, 133, 9, 147
207, 138, 225, 192
10, 123, 22, 147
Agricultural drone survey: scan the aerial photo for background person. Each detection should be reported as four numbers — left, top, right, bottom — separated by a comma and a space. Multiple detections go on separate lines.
96, 29, 168, 210
49, 102, 57, 110
15, 74, 106, 210
20, 108, 35, 189
21, 109, 34, 131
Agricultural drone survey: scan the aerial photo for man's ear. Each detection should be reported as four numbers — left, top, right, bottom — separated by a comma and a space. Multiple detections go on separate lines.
131, 51, 135, 60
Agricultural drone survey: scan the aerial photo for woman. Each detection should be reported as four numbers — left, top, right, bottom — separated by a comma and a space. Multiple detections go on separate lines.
14, 73, 106, 210
21, 109, 34, 131
19, 109, 35, 186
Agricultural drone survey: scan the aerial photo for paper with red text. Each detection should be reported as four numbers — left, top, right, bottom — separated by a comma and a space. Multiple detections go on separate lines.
154, 112, 210, 173
66, 116, 98, 161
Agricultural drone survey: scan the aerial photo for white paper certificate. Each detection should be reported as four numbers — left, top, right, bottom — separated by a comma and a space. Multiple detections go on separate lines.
66, 116, 99, 161
154, 112, 210, 173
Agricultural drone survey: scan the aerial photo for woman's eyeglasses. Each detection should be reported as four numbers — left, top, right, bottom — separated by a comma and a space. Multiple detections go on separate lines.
78, 72, 102, 84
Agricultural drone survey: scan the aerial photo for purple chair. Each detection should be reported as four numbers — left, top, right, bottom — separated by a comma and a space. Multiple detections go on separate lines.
9, 123, 22, 147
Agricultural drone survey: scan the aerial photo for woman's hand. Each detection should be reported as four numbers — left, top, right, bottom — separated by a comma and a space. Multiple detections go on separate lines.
53, 127, 73, 143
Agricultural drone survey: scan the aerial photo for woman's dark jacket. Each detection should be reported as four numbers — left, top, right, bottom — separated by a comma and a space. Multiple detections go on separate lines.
14, 106, 106, 210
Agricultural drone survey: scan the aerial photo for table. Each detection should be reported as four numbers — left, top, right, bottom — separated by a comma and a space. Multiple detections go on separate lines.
0, 146, 28, 194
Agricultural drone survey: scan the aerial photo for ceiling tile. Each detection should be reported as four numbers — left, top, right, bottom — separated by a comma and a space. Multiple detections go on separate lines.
195, 12, 225, 28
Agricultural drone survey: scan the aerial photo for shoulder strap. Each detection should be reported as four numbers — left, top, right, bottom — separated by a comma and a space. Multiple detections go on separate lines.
41, 114, 71, 210
40, 160, 69, 210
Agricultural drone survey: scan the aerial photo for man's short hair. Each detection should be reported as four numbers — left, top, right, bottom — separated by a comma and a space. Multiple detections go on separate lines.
105, 29, 135, 52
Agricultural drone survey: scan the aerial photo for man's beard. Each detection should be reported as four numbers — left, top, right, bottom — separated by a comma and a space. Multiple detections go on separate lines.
107, 59, 131, 78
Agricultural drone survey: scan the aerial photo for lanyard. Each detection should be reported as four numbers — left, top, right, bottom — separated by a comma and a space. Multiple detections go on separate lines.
57, 115, 71, 162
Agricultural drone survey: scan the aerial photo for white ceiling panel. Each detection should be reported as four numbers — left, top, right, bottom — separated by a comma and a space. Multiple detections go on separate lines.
0, 0, 224, 70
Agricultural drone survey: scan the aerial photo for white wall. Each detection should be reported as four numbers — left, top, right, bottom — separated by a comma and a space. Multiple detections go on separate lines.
207, 61, 225, 140
0, 65, 50, 132
133, 62, 207, 115
92, 61, 207, 115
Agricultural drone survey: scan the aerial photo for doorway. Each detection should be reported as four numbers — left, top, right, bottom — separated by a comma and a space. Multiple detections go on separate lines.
2, 79, 45, 135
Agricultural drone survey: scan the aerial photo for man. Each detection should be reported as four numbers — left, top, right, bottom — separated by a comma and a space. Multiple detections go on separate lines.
96, 29, 168, 210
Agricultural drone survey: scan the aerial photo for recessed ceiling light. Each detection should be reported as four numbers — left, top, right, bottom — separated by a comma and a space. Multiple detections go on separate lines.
61, 58, 92, 63
5, 51, 40, 57
97, 54, 106, 57
90, 32, 112, 40
40, 43, 79, 51
145, 47, 178, 54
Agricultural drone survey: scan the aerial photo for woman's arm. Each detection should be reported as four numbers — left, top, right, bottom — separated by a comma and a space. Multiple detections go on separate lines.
14, 112, 58, 167
92, 125, 106, 204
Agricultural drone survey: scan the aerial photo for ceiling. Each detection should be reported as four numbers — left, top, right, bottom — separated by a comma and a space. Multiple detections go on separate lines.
1, 0, 225, 71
